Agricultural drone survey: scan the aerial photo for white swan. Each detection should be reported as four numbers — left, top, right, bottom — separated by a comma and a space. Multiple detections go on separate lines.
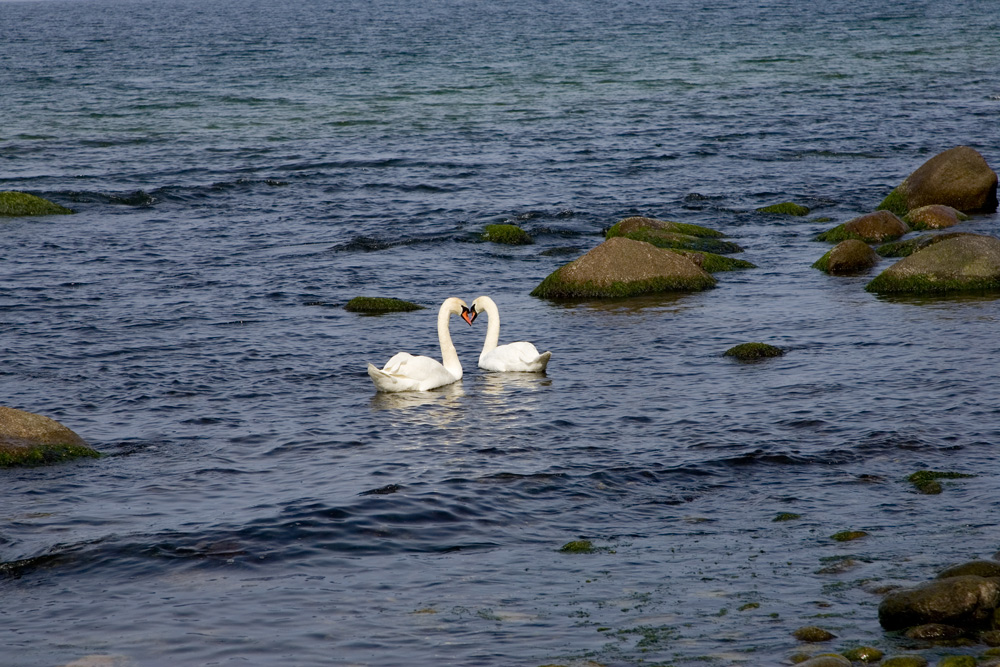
367, 297, 473, 392
469, 295, 551, 372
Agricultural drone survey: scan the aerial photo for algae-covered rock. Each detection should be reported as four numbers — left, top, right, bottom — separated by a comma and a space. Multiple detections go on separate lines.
817, 211, 909, 243
937, 656, 978, 667
982, 629, 1000, 646
842, 646, 884, 662
482, 223, 533, 245
773, 512, 802, 522
905, 204, 969, 230
813, 239, 880, 274
878, 575, 1000, 631
723, 342, 784, 361
877, 146, 999, 216
938, 561, 1000, 580
831, 530, 868, 542
908, 470, 975, 494
795, 655, 850, 667
675, 249, 757, 272
793, 626, 837, 642
344, 296, 425, 313
530, 237, 716, 299
881, 657, 929, 667
865, 234, 1000, 295
757, 202, 811, 216
904, 623, 966, 640
559, 540, 596, 554
606, 216, 743, 254
0, 191, 74, 216
876, 233, 971, 258
0, 406, 99, 467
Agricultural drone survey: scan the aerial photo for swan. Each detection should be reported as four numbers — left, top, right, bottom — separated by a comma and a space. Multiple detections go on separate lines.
367, 297, 474, 392
469, 295, 551, 372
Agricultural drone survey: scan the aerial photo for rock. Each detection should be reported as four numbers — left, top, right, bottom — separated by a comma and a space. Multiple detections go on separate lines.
842, 646, 884, 662
0, 406, 99, 467
482, 223, 533, 245
558, 540, 596, 553
907, 470, 975, 495
344, 297, 425, 313
903, 623, 966, 640
793, 625, 837, 642
937, 657, 977, 667
817, 211, 909, 243
905, 204, 969, 230
795, 655, 851, 667
877, 146, 999, 216
757, 202, 811, 216
723, 342, 784, 361
605, 216, 744, 254
0, 191, 74, 216
982, 629, 1000, 646
937, 561, 1000, 580
865, 234, 1000, 294
831, 530, 869, 542
673, 250, 757, 272
530, 237, 716, 299
813, 239, 880, 274
877, 232, 972, 258
878, 575, 1000, 631
881, 657, 929, 667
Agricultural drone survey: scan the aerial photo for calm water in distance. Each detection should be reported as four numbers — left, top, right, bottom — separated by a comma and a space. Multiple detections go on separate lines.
2, 0, 1000, 664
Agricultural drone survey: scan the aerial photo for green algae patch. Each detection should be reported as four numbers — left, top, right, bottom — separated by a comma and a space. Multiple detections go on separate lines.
877, 235, 938, 258
344, 296, 425, 313
842, 646, 884, 662
830, 530, 868, 542
678, 250, 757, 272
0, 191, 74, 216
773, 512, 802, 522
793, 625, 837, 642
738, 602, 761, 611
877, 185, 909, 217
816, 225, 862, 243
558, 540, 596, 554
531, 272, 715, 299
482, 223, 533, 245
937, 657, 976, 667
723, 342, 784, 361
757, 202, 811, 216
606, 216, 725, 239
0, 442, 100, 468
611, 227, 743, 254
908, 470, 975, 495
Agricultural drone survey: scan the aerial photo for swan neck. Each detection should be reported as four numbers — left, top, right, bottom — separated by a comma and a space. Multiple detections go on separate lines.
481, 298, 501, 354
438, 301, 462, 379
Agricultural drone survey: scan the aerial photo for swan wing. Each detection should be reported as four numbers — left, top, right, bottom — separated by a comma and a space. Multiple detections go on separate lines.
368, 355, 459, 392
479, 342, 551, 373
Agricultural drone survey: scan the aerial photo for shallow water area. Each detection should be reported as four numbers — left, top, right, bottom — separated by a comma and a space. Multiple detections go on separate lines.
3, 0, 1000, 665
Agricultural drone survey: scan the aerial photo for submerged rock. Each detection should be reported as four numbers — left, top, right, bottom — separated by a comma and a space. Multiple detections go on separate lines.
841, 646, 884, 662
878, 575, 1000, 631
605, 216, 743, 254
344, 296, 425, 313
757, 202, 811, 216
530, 237, 716, 299
813, 239, 880, 274
905, 204, 969, 230
482, 223, 533, 245
793, 626, 837, 642
876, 233, 971, 258
938, 561, 1000, 580
881, 657, 929, 667
865, 234, 1000, 295
877, 146, 999, 216
0, 191, 74, 216
904, 623, 966, 640
0, 406, 98, 467
723, 342, 784, 361
795, 655, 851, 667
817, 211, 909, 243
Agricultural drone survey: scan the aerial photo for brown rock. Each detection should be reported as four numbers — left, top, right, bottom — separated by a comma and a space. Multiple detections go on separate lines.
906, 204, 966, 230
0, 406, 98, 467
866, 234, 1000, 294
843, 211, 909, 242
882, 145, 999, 214
904, 623, 966, 640
826, 239, 880, 273
937, 560, 1000, 580
878, 575, 1000, 631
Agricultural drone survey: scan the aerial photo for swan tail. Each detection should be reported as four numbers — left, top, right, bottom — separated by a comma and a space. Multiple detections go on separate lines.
531, 350, 552, 372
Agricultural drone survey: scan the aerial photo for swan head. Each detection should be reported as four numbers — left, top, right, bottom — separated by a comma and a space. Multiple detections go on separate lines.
467, 295, 494, 325
442, 297, 474, 326
461, 305, 474, 326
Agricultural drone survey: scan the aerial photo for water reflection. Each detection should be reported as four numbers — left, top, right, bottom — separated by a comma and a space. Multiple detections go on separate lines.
368, 382, 467, 428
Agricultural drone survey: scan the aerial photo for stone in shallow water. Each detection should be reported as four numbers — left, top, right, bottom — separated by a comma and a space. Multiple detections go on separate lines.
866, 234, 1000, 295
878, 575, 1000, 631
877, 145, 999, 216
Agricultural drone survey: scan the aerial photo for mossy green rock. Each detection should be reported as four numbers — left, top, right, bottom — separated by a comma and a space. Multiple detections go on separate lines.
842, 646, 884, 662
831, 530, 868, 542
905, 204, 969, 230
937, 656, 977, 667
877, 146, 998, 216
606, 216, 742, 254
0, 191, 74, 216
0, 406, 99, 467
878, 575, 1000, 631
793, 625, 837, 642
795, 655, 851, 667
866, 234, 1000, 294
773, 512, 801, 522
908, 470, 975, 494
880, 657, 929, 667
813, 239, 880, 274
344, 296, 425, 313
675, 249, 756, 272
724, 342, 784, 361
757, 202, 811, 216
937, 561, 1000, 580
817, 211, 909, 243
482, 223, 533, 245
559, 540, 596, 554
530, 237, 716, 299
876, 233, 971, 258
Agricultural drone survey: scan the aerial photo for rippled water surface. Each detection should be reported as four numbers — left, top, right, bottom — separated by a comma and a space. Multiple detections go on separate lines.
2, 0, 1000, 664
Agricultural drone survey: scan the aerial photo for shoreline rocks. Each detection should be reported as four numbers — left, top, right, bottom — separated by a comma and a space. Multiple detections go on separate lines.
0, 406, 98, 467
0, 191, 74, 216
877, 146, 999, 216
866, 234, 1000, 295
817, 211, 909, 244
813, 239, 880, 274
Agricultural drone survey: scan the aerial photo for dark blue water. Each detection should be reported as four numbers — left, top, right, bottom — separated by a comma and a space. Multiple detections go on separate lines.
3, 0, 1000, 664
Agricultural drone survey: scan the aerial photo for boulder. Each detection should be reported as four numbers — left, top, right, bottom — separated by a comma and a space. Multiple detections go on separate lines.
0, 406, 99, 467
530, 237, 716, 299
938, 561, 1000, 580
724, 342, 784, 361
866, 234, 1000, 294
482, 224, 533, 245
878, 146, 998, 216
878, 575, 1000, 631
813, 239, 880, 274
795, 655, 851, 667
877, 232, 972, 258
905, 204, 969, 230
344, 296, 425, 313
0, 191, 73, 216
605, 216, 743, 254
756, 202, 811, 216
817, 211, 909, 243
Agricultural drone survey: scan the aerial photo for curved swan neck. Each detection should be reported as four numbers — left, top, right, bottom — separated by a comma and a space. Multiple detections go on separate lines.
478, 296, 501, 355
438, 299, 463, 379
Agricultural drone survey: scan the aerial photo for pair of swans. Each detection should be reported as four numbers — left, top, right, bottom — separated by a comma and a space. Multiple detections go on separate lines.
367, 296, 551, 392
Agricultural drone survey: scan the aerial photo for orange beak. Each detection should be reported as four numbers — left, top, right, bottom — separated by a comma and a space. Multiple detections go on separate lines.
461, 306, 476, 326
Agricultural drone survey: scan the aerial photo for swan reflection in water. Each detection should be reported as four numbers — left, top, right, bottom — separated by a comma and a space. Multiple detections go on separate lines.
369, 381, 467, 428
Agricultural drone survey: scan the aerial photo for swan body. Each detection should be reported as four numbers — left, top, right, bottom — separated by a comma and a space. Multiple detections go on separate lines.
469, 295, 551, 372
367, 297, 473, 392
